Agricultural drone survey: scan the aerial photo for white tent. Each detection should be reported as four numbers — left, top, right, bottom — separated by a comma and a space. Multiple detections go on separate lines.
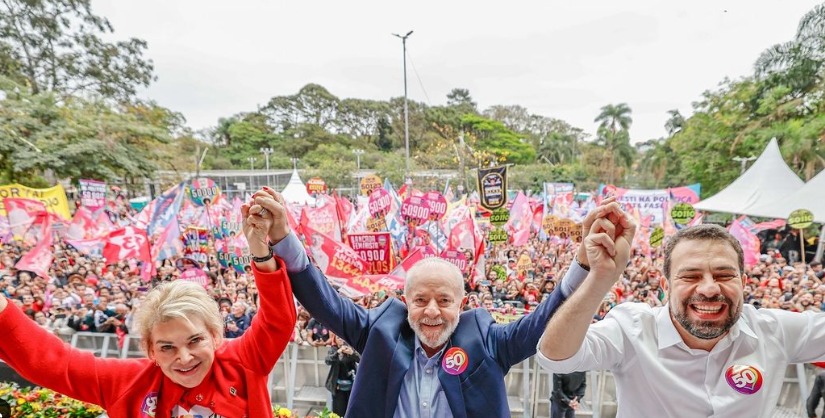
281, 169, 316, 206
694, 138, 803, 217
746, 168, 825, 222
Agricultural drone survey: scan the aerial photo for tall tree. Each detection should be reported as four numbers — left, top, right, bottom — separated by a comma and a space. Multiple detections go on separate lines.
664, 109, 685, 136
594, 103, 635, 184
0, 0, 154, 99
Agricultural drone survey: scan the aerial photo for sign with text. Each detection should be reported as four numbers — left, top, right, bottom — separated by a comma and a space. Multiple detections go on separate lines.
477, 165, 508, 210
440, 249, 469, 274
401, 196, 431, 225
306, 177, 327, 194
368, 188, 391, 218
348, 232, 394, 274
0, 184, 71, 220
359, 174, 383, 196
424, 191, 447, 221
598, 183, 701, 225
188, 178, 221, 206
79, 179, 106, 212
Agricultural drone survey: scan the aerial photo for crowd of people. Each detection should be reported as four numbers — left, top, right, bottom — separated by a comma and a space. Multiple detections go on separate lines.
2, 189, 825, 416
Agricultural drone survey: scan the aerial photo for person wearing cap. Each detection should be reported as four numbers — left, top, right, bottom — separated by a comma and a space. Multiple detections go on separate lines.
538, 222, 825, 418
258, 188, 620, 417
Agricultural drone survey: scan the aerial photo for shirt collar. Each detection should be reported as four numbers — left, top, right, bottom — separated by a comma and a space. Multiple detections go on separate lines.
414, 337, 449, 362
657, 303, 759, 351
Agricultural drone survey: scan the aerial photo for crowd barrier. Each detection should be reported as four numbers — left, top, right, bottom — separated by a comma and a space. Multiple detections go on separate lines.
55, 332, 820, 417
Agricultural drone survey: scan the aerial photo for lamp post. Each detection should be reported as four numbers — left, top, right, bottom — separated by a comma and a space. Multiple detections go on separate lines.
352, 149, 364, 171
732, 155, 756, 175
392, 30, 413, 174
260, 147, 273, 170
247, 157, 256, 189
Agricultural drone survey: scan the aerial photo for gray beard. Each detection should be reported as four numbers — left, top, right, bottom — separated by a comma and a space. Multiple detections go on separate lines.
408, 314, 460, 350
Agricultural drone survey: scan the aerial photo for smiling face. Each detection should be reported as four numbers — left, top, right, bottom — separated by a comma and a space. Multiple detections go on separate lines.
665, 239, 745, 350
402, 260, 465, 356
149, 317, 216, 388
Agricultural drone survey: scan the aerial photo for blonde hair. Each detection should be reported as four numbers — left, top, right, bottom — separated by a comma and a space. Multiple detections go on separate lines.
133, 280, 224, 353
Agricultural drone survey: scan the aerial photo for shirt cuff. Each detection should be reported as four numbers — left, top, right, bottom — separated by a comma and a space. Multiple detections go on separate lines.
535, 335, 588, 374
271, 232, 309, 273
559, 260, 589, 297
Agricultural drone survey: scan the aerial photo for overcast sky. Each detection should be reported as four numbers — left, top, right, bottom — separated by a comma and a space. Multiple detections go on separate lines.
95, 0, 821, 143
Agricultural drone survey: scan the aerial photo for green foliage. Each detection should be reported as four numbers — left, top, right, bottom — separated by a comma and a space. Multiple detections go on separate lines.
0, 0, 154, 99
459, 114, 536, 164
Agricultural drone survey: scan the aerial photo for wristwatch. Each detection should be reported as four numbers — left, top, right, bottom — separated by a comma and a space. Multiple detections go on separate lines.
252, 249, 274, 263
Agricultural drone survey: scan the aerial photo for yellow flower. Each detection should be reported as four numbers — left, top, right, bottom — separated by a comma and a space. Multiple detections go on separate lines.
330, 413, 341, 418
277, 407, 292, 417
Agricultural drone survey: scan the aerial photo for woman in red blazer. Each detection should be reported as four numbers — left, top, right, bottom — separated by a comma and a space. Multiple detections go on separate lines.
0, 192, 296, 418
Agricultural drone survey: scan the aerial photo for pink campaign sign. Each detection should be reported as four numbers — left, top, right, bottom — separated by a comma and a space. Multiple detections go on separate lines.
401, 196, 431, 223
368, 188, 391, 218
424, 191, 447, 221
440, 249, 469, 273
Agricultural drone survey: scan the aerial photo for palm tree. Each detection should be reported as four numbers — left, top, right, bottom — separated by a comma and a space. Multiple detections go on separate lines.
664, 109, 685, 136
594, 103, 634, 184
595, 103, 633, 135
754, 3, 825, 97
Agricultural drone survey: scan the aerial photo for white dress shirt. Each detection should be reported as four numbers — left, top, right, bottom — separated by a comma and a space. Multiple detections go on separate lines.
537, 303, 825, 418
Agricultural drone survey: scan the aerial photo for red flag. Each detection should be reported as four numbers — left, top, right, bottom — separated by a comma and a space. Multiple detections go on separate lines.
15, 215, 54, 279
103, 227, 150, 265
334, 191, 354, 233
389, 246, 437, 280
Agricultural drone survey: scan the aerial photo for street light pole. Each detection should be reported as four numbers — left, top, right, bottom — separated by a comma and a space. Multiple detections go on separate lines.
352, 149, 364, 171
732, 155, 757, 175
393, 30, 413, 175
247, 157, 256, 190
260, 147, 273, 171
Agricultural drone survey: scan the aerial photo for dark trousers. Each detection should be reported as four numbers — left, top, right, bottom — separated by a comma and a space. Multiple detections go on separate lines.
551, 401, 576, 418
332, 390, 351, 416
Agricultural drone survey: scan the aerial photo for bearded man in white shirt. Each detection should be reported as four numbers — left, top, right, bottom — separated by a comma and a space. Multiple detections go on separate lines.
538, 220, 825, 418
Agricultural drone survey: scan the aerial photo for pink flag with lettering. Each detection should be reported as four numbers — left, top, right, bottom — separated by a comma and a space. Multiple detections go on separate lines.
303, 199, 342, 242
506, 192, 532, 247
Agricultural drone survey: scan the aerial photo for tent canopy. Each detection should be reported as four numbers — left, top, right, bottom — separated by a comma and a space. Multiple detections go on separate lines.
281, 169, 315, 206
694, 138, 803, 217
746, 168, 825, 222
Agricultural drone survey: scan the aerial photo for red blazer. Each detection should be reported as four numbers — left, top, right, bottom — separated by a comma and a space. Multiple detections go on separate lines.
0, 260, 296, 418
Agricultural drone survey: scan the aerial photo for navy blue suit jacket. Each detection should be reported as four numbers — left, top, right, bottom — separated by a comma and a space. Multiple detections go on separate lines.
290, 263, 576, 418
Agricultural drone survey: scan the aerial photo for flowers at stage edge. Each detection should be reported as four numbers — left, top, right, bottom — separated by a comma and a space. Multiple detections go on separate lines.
272, 405, 341, 418
0, 382, 105, 417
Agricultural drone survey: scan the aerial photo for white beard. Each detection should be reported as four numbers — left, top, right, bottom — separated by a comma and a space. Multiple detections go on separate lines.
408, 314, 460, 350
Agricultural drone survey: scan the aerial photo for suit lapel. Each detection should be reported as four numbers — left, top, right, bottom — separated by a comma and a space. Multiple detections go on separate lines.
437, 363, 467, 418
385, 324, 415, 418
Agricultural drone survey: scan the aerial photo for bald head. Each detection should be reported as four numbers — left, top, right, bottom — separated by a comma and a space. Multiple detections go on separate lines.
405, 258, 464, 297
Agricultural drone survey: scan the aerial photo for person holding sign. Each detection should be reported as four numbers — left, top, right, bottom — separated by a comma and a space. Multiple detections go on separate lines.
538, 222, 825, 418
260, 188, 618, 417
0, 192, 296, 418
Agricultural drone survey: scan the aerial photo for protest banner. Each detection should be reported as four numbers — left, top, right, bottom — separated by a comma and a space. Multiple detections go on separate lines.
0, 184, 71, 220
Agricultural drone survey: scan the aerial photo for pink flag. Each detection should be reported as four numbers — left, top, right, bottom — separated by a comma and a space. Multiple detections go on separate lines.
389, 246, 437, 280
15, 215, 53, 279
506, 192, 532, 247
302, 224, 364, 277
728, 219, 760, 269
303, 199, 342, 242
4, 198, 46, 239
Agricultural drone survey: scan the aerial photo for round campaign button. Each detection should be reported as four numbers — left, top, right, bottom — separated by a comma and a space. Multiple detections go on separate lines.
442, 347, 469, 375
725, 364, 763, 395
